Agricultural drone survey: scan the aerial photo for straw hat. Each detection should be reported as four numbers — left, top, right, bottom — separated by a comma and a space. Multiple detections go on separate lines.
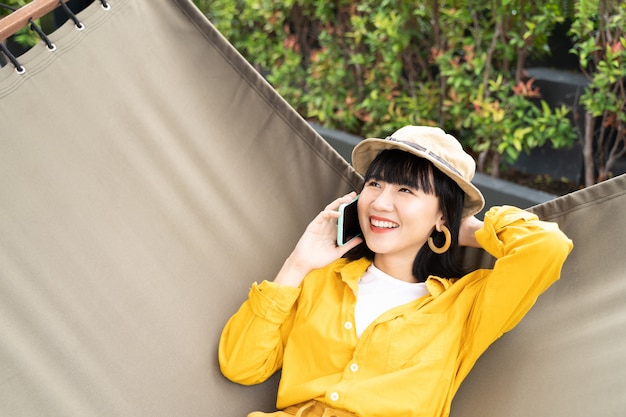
351, 125, 485, 218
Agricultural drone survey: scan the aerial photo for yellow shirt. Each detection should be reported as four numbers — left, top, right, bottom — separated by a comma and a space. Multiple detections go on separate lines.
219, 206, 573, 417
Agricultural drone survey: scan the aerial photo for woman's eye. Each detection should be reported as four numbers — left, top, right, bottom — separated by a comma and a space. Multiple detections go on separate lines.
366, 180, 380, 188
399, 187, 413, 194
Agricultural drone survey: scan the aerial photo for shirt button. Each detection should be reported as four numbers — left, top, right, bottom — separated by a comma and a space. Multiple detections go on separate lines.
349, 363, 359, 372
330, 392, 339, 402
344, 321, 353, 330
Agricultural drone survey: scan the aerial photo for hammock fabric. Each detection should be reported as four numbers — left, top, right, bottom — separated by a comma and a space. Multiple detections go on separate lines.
0, 1, 624, 416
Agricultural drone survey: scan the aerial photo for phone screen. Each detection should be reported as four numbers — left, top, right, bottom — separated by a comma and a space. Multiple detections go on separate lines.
337, 196, 362, 246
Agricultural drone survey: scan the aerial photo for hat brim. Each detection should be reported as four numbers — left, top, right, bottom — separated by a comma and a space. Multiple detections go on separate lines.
352, 138, 485, 218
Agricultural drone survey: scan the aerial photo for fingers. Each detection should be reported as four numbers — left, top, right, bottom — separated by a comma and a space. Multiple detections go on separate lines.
313, 211, 336, 225
315, 191, 358, 224
338, 235, 363, 252
325, 191, 357, 210
291, 191, 363, 272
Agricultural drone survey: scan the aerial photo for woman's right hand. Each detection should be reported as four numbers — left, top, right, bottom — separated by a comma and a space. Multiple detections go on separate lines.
273, 192, 363, 287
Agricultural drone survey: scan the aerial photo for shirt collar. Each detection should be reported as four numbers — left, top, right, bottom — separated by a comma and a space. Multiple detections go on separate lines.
334, 258, 370, 295
425, 275, 457, 297
335, 258, 456, 298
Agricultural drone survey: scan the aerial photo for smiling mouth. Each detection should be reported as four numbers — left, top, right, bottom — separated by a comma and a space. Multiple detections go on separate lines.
370, 218, 399, 229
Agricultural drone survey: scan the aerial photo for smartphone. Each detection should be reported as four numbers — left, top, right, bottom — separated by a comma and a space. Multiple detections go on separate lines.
337, 195, 362, 246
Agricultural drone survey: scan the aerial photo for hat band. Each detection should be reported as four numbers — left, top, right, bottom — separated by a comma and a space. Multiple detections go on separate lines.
385, 136, 463, 177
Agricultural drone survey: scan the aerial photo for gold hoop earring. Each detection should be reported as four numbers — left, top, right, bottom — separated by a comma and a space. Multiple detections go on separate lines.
428, 225, 451, 254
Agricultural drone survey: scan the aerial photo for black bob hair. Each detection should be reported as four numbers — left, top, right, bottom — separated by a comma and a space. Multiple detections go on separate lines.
344, 149, 466, 282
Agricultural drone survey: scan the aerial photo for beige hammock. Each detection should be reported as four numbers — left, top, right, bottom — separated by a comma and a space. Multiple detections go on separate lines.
0, 1, 624, 416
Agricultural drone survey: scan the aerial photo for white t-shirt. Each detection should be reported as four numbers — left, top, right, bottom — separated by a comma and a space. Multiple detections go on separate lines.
354, 264, 429, 337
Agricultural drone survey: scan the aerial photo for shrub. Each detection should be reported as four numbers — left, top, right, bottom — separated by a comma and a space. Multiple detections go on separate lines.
435, 1, 577, 176
197, 0, 578, 178
569, 0, 626, 185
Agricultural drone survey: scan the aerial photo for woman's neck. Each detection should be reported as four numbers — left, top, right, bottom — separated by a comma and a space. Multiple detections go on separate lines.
373, 254, 417, 283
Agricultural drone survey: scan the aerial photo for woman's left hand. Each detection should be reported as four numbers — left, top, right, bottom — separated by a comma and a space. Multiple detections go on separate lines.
458, 215, 484, 248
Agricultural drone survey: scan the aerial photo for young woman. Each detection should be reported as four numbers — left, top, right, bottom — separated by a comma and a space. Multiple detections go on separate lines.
219, 126, 573, 417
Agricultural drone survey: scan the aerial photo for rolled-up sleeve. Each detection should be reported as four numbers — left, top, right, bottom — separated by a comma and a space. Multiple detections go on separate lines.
219, 280, 300, 385
468, 206, 573, 348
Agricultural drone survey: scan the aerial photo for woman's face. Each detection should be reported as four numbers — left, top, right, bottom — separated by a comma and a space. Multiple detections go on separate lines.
358, 178, 443, 266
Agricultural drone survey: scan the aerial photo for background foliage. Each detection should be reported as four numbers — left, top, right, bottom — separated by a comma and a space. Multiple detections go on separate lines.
195, 0, 582, 178
569, 0, 626, 185
3, 1, 623, 184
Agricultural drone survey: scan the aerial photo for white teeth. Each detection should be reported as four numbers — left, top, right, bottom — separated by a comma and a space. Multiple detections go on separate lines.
371, 219, 398, 229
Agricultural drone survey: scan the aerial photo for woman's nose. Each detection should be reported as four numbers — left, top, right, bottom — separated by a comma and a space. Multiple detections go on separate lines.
372, 188, 394, 211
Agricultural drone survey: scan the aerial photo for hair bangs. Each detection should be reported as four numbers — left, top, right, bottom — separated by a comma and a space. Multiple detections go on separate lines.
364, 149, 435, 194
